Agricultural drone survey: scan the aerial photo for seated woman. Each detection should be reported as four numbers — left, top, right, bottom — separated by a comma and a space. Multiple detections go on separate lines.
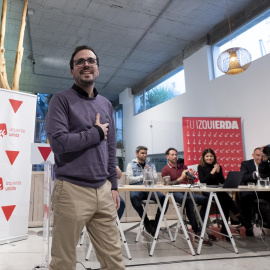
197, 148, 253, 239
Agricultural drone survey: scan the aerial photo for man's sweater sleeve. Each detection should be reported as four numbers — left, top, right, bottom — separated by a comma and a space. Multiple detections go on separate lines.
45, 95, 101, 154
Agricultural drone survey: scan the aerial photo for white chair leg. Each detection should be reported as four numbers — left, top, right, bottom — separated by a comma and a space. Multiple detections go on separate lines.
117, 216, 132, 260
173, 219, 182, 241
85, 240, 93, 261
135, 192, 152, 242
153, 192, 173, 241
79, 227, 86, 245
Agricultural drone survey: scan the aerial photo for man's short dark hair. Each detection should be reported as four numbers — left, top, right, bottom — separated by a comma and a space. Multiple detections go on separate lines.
70, 45, 99, 69
136, 146, 148, 153
253, 147, 262, 153
165, 147, 177, 156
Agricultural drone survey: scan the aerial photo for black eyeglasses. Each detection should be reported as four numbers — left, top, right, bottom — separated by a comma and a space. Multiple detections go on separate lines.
74, 57, 98, 67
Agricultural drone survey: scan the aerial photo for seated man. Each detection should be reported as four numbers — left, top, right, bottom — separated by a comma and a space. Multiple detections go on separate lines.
240, 147, 270, 235
240, 147, 262, 185
126, 146, 168, 236
161, 147, 214, 246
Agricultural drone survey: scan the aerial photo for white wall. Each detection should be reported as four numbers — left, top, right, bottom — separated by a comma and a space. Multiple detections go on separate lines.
120, 45, 270, 170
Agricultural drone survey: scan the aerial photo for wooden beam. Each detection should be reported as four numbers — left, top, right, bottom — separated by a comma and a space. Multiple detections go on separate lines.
12, 0, 28, 91
0, 0, 10, 90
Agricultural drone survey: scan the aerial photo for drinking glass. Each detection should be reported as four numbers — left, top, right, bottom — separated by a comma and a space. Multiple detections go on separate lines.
247, 182, 255, 188
143, 180, 154, 188
258, 178, 270, 188
163, 176, 171, 185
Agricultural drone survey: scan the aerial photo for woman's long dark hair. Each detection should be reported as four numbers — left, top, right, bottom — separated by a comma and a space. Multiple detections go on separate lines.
199, 148, 217, 167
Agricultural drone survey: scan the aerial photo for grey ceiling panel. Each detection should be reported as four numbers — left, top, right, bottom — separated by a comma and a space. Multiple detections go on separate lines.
0, 0, 265, 103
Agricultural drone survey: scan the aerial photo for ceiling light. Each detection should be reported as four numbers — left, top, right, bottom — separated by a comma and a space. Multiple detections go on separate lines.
217, 47, 251, 75
217, 0, 251, 75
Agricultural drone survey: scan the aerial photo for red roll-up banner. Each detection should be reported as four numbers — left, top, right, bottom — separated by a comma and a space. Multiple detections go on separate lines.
182, 117, 244, 180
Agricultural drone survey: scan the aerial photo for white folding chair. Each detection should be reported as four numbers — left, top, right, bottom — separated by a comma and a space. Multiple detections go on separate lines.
135, 191, 173, 242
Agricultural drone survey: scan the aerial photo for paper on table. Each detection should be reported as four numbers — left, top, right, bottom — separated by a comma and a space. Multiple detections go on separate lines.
172, 184, 191, 187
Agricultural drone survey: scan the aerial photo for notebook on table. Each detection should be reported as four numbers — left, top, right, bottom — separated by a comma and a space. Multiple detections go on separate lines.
206, 171, 244, 189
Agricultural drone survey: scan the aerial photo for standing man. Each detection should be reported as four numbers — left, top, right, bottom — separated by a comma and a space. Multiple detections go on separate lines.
46, 45, 125, 270
126, 146, 168, 236
161, 148, 214, 246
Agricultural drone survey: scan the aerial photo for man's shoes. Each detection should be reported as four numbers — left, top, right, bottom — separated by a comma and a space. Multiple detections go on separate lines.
195, 232, 213, 246
207, 233, 216, 241
202, 238, 213, 246
245, 227, 254, 237
144, 222, 154, 236
144, 219, 155, 237
220, 226, 230, 241
149, 220, 158, 237
237, 216, 254, 236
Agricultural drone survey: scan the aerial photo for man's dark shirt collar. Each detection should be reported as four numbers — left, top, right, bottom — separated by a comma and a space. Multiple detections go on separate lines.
138, 162, 146, 169
72, 83, 98, 98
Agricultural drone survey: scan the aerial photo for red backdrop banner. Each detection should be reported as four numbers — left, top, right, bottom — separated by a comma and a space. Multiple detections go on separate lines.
182, 117, 244, 179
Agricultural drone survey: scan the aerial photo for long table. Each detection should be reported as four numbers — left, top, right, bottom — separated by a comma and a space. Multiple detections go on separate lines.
119, 184, 270, 255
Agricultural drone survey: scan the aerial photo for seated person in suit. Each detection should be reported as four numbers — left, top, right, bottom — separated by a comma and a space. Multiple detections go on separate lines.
240, 147, 262, 185
126, 146, 168, 236
116, 166, 126, 220
161, 147, 214, 246
239, 147, 265, 235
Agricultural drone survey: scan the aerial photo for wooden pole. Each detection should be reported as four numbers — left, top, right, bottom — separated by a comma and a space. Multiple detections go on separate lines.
0, 0, 10, 90
12, 0, 28, 91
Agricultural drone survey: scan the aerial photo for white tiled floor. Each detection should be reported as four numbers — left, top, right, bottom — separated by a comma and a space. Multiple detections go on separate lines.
1, 221, 270, 270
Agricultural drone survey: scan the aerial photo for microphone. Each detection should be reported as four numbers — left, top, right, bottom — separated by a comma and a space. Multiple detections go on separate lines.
186, 171, 196, 180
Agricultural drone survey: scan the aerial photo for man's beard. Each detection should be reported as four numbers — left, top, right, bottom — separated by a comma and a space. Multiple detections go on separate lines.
77, 68, 95, 86
137, 157, 146, 164
80, 78, 95, 86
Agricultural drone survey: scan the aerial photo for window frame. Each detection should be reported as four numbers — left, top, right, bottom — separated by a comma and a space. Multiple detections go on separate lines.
134, 66, 185, 115
212, 9, 270, 79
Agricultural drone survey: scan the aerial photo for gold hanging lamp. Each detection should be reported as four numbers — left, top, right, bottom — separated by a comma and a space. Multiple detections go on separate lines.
217, 0, 251, 75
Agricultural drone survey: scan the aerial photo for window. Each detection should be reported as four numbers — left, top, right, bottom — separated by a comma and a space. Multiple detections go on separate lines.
33, 93, 52, 171
115, 106, 123, 148
114, 105, 125, 171
213, 11, 270, 78
34, 93, 51, 143
135, 68, 185, 114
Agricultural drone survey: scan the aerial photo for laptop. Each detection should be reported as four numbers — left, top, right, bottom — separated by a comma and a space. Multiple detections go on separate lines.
207, 171, 244, 189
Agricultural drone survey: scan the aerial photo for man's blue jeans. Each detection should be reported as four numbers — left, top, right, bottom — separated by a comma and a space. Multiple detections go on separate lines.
130, 181, 168, 222
173, 192, 208, 234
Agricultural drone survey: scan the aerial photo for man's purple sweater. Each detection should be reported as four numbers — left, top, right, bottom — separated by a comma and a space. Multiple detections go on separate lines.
45, 85, 117, 189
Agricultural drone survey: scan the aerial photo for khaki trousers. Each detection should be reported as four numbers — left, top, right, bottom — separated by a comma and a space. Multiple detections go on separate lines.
49, 179, 125, 270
